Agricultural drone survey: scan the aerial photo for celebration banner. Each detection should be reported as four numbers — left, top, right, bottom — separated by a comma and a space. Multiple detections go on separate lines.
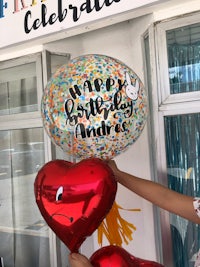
0, 0, 166, 48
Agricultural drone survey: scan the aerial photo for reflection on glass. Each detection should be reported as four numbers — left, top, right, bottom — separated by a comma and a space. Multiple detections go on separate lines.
0, 128, 49, 267
0, 63, 38, 115
0, 128, 45, 177
164, 113, 200, 267
50, 53, 70, 74
167, 23, 200, 94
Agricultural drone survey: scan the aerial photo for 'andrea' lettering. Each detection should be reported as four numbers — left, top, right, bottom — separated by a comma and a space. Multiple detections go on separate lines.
74, 120, 127, 139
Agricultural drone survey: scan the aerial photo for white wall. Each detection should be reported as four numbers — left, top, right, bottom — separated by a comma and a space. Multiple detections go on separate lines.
43, 14, 159, 262
1, 0, 200, 264
1, 0, 200, 61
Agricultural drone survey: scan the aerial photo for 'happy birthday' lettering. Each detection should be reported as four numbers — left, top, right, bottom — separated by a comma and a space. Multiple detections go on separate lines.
64, 76, 134, 140
69, 78, 125, 99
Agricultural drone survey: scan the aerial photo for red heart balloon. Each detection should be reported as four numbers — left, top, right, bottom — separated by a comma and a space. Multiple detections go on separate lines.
34, 158, 117, 252
90, 246, 164, 267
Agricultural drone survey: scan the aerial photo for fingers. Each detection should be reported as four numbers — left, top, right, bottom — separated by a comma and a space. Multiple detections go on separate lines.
68, 253, 93, 267
106, 159, 118, 172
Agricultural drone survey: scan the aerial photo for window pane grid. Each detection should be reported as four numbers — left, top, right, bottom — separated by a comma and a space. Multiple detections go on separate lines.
0, 62, 38, 115
167, 23, 200, 94
0, 128, 49, 267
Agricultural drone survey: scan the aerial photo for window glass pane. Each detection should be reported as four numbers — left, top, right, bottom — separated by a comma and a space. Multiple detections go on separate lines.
50, 53, 70, 73
0, 128, 50, 267
0, 62, 38, 115
164, 113, 200, 267
167, 23, 200, 94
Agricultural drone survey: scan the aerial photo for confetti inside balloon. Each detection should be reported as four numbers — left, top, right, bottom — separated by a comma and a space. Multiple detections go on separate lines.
42, 54, 148, 159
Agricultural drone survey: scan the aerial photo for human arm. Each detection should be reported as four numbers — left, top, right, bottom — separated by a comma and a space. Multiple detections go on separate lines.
107, 160, 200, 224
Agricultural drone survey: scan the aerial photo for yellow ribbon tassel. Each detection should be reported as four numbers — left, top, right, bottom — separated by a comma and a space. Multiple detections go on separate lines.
98, 201, 141, 247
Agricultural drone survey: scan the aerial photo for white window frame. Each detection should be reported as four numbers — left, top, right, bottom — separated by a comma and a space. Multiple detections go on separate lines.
155, 12, 200, 106
146, 11, 200, 267
0, 53, 43, 131
0, 50, 70, 267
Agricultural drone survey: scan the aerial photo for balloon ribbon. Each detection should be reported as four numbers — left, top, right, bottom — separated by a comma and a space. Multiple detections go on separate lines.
98, 201, 141, 246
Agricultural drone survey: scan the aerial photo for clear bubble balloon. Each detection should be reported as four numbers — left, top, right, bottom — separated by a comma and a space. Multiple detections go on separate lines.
41, 54, 148, 159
